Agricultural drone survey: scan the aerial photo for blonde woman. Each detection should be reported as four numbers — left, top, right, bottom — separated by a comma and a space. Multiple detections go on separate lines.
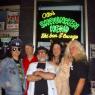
55, 40, 91, 95
66, 40, 91, 95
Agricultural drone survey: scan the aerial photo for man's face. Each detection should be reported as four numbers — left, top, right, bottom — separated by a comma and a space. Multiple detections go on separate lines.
37, 49, 48, 63
25, 45, 34, 56
11, 46, 21, 57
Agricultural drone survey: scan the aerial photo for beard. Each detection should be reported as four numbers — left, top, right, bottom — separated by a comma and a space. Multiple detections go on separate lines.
38, 57, 48, 63
38, 58, 46, 62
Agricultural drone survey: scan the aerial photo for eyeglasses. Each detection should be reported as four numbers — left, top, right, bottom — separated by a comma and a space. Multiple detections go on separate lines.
11, 47, 21, 52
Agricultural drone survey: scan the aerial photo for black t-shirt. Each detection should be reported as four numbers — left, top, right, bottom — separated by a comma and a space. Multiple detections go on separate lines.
89, 58, 95, 81
34, 63, 48, 95
69, 60, 91, 95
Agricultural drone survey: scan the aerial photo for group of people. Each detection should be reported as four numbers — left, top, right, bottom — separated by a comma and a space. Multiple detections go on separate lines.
0, 38, 92, 95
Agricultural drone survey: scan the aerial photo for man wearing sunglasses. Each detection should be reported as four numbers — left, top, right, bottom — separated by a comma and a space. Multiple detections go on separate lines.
0, 38, 25, 95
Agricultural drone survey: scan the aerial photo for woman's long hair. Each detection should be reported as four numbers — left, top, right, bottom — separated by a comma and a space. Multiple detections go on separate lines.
64, 40, 87, 62
49, 41, 65, 65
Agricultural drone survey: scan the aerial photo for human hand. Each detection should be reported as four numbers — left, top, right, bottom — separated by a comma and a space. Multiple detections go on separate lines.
33, 71, 44, 76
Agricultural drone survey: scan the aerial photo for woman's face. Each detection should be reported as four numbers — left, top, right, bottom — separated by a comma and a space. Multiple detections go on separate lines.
69, 43, 78, 57
53, 44, 61, 57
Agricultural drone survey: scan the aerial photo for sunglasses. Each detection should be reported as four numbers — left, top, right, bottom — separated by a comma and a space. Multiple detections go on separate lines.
11, 47, 21, 51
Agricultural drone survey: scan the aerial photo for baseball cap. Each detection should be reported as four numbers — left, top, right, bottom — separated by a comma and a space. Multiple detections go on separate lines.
9, 38, 23, 47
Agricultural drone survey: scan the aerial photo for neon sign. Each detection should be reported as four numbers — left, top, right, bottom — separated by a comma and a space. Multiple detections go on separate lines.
37, 10, 81, 41
42, 10, 55, 18
41, 33, 78, 40
39, 16, 80, 30
50, 25, 69, 33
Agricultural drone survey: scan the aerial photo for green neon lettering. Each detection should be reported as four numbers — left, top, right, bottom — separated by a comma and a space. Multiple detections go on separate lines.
39, 17, 80, 30
50, 25, 69, 33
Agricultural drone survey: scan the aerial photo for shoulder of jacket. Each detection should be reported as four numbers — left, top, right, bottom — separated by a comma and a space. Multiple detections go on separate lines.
1, 57, 11, 63
0, 57, 12, 67
29, 62, 38, 66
